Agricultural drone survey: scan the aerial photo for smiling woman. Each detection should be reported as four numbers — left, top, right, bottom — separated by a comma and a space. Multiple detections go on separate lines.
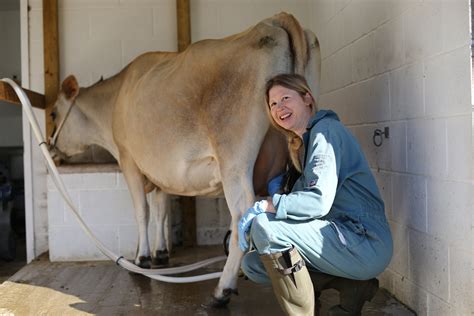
239, 73, 393, 315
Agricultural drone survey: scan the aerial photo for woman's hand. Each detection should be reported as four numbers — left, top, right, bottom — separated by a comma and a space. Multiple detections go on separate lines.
264, 197, 276, 213
238, 199, 276, 252
238, 200, 267, 252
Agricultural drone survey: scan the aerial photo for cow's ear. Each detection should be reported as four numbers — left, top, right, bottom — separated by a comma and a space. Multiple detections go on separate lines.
61, 75, 79, 100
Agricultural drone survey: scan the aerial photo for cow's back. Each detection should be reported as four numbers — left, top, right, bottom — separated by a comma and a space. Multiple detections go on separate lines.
111, 13, 316, 196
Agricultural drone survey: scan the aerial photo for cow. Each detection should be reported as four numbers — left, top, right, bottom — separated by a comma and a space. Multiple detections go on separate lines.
49, 12, 321, 305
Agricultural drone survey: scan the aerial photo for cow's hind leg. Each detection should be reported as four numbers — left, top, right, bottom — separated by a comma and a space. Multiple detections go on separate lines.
211, 175, 255, 306
120, 152, 152, 268
151, 190, 171, 266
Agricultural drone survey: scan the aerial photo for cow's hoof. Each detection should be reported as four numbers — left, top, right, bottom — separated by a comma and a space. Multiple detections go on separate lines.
206, 288, 239, 308
136, 256, 152, 269
152, 250, 169, 266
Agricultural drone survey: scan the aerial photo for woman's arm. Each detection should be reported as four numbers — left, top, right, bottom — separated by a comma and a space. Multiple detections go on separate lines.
271, 128, 341, 220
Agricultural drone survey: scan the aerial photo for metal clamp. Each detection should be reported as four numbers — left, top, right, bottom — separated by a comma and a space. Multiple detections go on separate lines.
373, 127, 389, 147
277, 259, 305, 275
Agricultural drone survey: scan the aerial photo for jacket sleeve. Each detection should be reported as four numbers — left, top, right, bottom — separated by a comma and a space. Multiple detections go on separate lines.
272, 128, 340, 220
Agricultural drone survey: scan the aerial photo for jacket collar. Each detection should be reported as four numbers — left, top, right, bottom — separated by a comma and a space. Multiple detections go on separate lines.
306, 109, 340, 131
301, 110, 339, 167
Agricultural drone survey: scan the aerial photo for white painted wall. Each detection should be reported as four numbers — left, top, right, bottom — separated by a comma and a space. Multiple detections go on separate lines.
47, 168, 183, 260
309, 1, 473, 314
27, 0, 473, 314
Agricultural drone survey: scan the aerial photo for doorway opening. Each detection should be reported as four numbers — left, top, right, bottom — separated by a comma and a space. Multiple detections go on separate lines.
0, 0, 26, 282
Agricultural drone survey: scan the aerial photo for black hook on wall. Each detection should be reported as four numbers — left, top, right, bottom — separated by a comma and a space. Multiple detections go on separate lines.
373, 127, 389, 147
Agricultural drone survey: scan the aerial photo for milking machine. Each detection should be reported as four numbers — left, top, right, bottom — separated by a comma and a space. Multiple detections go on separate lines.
1, 78, 228, 283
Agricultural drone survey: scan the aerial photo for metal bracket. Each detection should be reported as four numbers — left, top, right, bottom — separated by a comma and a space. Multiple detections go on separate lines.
373, 127, 389, 147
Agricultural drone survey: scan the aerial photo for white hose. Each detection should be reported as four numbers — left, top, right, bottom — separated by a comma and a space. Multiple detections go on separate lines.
1, 78, 226, 282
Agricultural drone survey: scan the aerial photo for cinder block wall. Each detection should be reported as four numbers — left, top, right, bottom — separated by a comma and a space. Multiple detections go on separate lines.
309, 1, 473, 314
47, 167, 185, 260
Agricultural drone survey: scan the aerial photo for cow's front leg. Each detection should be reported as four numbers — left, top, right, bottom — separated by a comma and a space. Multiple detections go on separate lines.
151, 190, 171, 266
120, 153, 152, 268
211, 177, 255, 306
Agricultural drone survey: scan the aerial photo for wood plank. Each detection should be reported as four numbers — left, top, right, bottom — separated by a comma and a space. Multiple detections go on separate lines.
43, 0, 59, 138
0, 81, 46, 109
176, 0, 196, 247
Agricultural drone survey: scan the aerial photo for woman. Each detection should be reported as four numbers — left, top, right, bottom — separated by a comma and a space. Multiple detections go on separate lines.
239, 74, 393, 316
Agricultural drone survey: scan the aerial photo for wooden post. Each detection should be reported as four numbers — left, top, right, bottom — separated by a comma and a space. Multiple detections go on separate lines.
42, 0, 59, 139
176, 0, 196, 247
176, 0, 191, 52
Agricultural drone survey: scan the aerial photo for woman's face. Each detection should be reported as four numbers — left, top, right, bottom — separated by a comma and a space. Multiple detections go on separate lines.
268, 85, 313, 137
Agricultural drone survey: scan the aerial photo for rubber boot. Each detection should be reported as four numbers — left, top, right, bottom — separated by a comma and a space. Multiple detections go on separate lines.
309, 271, 338, 315
309, 271, 379, 316
261, 247, 314, 316
328, 277, 379, 316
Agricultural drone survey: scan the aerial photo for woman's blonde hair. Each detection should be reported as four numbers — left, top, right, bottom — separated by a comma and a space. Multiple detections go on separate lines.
265, 73, 318, 172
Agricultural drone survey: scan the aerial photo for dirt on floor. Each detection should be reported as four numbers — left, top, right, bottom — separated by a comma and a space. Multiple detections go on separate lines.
0, 246, 414, 315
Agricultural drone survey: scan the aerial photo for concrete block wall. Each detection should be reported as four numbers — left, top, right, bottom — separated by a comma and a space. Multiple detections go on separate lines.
28, 0, 178, 88
309, 1, 473, 314
190, 0, 311, 42
47, 168, 184, 260
196, 196, 231, 245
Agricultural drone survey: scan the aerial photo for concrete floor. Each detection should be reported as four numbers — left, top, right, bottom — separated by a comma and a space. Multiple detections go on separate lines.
0, 246, 414, 315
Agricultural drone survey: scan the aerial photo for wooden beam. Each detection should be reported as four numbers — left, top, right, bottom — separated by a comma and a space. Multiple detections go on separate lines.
176, 0, 196, 247
43, 0, 59, 138
176, 0, 191, 52
0, 81, 46, 109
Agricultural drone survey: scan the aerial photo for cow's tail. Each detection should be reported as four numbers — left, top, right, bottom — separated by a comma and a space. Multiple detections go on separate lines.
267, 12, 309, 75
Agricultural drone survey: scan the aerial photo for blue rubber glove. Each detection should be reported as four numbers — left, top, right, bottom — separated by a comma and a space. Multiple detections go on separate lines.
238, 200, 267, 252
267, 173, 285, 196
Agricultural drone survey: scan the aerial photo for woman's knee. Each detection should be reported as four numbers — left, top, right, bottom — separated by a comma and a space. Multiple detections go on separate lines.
249, 212, 293, 254
241, 251, 270, 284
249, 213, 273, 244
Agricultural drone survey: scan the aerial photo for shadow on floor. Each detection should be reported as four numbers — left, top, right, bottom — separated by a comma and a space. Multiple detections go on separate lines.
0, 235, 26, 284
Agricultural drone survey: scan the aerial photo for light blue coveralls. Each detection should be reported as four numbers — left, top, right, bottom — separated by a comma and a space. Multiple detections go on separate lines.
241, 110, 393, 283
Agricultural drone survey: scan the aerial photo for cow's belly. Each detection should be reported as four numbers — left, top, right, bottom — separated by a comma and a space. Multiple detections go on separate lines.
140, 155, 223, 197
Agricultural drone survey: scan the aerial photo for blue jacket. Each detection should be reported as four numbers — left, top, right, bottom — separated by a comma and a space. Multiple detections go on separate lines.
272, 110, 386, 223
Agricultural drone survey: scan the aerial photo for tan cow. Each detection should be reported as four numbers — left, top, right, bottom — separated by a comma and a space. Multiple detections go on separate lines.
50, 12, 321, 304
